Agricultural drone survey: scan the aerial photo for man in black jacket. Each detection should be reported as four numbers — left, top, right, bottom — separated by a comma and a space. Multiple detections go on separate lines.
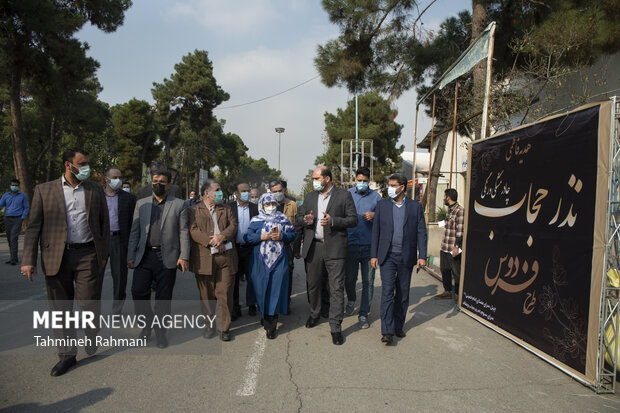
296, 167, 357, 345
102, 166, 137, 314
228, 180, 259, 320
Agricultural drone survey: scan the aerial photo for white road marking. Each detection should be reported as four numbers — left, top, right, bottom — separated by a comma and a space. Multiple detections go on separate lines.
0, 292, 47, 312
236, 330, 267, 396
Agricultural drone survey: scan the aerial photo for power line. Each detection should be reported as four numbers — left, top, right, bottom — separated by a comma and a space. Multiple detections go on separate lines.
214, 75, 320, 110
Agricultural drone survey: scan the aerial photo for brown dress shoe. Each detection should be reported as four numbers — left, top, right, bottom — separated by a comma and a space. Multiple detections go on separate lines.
434, 291, 453, 300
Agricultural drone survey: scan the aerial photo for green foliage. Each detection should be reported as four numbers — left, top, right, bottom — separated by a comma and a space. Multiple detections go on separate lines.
317, 91, 403, 188
0, 0, 131, 195
316, 0, 620, 130
217, 156, 281, 196
109, 99, 160, 186
436, 206, 447, 222
152, 50, 230, 168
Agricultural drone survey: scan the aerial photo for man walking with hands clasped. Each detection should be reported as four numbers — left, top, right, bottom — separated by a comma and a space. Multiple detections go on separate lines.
371, 173, 427, 345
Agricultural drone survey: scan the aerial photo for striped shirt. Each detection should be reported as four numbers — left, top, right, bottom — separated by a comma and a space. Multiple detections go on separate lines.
440, 203, 464, 253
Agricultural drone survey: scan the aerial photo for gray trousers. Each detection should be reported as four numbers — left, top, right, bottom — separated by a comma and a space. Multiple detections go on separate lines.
305, 241, 346, 332
4, 216, 22, 262
100, 234, 128, 314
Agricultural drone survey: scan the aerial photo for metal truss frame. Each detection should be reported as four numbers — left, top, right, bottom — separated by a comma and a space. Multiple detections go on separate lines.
597, 96, 620, 393
340, 139, 374, 186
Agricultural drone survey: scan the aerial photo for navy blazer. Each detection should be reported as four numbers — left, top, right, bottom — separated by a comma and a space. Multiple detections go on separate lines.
371, 197, 428, 267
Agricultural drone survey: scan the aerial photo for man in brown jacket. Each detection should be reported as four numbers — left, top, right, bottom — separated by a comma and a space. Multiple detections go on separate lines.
187, 179, 238, 341
21, 147, 110, 377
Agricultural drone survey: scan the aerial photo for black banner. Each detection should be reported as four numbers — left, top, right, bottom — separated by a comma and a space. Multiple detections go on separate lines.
462, 105, 601, 374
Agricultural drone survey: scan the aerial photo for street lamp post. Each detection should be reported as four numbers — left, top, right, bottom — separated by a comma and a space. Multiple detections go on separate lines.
275, 127, 285, 171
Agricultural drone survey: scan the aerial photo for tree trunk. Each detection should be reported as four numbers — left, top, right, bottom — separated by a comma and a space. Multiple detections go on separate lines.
194, 162, 200, 194
471, 0, 487, 140
9, 69, 32, 199
165, 121, 180, 167
422, 132, 449, 222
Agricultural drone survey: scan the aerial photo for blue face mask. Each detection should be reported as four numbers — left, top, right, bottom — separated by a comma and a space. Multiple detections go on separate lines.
10, 185, 19, 192
213, 190, 224, 203
356, 182, 369, 192
71, 163, 91, 181
239, 191, 250, 202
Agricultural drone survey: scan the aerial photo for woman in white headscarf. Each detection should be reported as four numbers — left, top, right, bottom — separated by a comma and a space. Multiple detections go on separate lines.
244, 193, 296, 339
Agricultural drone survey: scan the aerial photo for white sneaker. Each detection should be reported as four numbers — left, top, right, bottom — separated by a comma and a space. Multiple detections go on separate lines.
345, 301, 355, 316
358, 316, 369, 329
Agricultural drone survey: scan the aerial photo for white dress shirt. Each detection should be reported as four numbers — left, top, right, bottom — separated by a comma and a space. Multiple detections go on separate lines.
62, 175, 93, 243
314, 186, 333, 241
236, 202, 250, 244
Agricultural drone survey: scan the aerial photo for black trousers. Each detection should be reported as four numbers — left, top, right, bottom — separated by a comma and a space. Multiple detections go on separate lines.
440, 250, 461, 294
233, 243, 256, 310
131, 250, 177, 332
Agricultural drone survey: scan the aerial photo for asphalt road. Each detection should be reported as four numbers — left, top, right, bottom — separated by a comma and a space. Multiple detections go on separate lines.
0, 235, 619, 412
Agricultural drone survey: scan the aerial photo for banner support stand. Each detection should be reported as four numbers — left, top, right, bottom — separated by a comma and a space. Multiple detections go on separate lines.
597, 95, 620, 393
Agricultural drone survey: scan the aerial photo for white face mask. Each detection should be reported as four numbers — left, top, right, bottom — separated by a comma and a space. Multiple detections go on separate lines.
264, 205, 277, 215
122, 188, 131, 193
388, 186, 401, 199
109, 178, 122, 191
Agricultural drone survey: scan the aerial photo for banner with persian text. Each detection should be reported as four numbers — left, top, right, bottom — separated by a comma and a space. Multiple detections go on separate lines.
460, 102, 611, 385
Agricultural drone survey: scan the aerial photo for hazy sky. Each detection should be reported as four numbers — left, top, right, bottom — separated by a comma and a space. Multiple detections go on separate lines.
77, 0, 468, 192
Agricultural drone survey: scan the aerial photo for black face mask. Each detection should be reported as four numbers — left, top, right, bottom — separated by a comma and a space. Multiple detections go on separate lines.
443, 199, 450, 206
152, 183, 167, 197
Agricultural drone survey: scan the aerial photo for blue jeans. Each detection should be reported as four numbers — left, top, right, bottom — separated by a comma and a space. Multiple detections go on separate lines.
345, 244, 375, 317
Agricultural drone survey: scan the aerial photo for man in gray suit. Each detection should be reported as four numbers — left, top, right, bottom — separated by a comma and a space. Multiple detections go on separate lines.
297, 166, 357, 345
127, 170, 189, 348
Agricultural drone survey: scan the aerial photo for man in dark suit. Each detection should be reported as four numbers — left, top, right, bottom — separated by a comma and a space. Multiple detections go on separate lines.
101, 166, 137, 314
296, 166, 357, 345
21, 147, 110, 377
371, 173, 427, 345
128, 169, 190, 349
228, 180, 259, 320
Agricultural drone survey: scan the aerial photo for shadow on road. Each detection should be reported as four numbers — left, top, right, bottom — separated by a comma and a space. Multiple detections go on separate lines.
0, 387, 114, 412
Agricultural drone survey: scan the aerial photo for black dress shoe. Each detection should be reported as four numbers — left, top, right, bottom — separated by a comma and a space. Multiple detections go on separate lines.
381, 334, 393, 344
331, 332, 344, 345
138, 326, 152, 341
220, 331, 231, 341
266, 329, 277, 340
395, 329, 406, 338
203, 327, 217, 339
5, 260, 12, 264
231, 308, 242, 321
155, 331, 168, 349
248, 305, 257, 316
51, 357, 77, 377
10, 260, 17, 266
305, 316, 319, 328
